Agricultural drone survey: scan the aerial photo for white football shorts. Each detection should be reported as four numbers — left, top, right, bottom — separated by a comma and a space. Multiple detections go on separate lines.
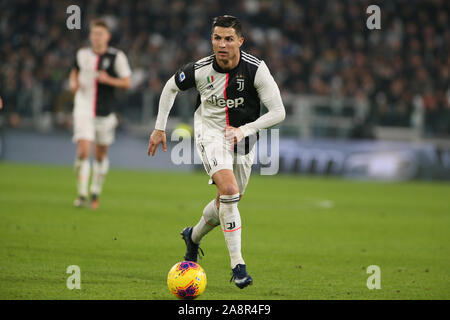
72, 113, 118, 146
196, 138, 255, 195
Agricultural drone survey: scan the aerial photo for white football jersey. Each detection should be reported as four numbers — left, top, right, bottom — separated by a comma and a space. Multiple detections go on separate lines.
73, 47, 131, 117
172, 51, 283, 153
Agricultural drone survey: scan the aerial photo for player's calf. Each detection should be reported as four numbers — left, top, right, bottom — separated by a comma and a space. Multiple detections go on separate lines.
219, 193, 245, 267
90, 157, 109, 200
74, 157, 90, 204
191, 199, 220, 244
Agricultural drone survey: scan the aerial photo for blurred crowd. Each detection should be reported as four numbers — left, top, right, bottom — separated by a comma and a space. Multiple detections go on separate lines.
0, 0, 449, 136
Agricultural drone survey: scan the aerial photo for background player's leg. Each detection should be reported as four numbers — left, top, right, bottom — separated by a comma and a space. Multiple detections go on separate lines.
90, 114, 117, 209
90, 144, 109, 208
213, 169, 245, 268
74, 139, 91, 206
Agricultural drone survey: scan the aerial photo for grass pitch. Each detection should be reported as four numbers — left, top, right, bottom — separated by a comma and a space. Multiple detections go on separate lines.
0, 162, 449, 299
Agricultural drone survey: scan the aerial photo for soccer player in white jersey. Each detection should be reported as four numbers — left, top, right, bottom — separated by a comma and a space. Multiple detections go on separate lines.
147, 16, 285, 288
69, 19, 131, 209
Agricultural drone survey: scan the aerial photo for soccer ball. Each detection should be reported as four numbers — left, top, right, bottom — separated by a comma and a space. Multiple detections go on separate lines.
167, 261, 207, 299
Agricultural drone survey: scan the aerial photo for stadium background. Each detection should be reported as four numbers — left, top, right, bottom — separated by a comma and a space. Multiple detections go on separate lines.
0, 0, 449, 300
0, 0, 449, 180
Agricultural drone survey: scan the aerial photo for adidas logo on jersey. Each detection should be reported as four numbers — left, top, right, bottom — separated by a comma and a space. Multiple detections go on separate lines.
207, 95, 244, 108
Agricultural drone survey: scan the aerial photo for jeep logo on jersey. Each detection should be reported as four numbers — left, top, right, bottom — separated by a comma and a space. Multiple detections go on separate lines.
207, 95, 244, 108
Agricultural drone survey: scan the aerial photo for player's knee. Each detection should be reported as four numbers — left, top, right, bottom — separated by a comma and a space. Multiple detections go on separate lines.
94, 146, 108, 162
77, 140, 91, 158
77, 152, 89, 160
220, 184, 240, 196
95, 154, 107, 162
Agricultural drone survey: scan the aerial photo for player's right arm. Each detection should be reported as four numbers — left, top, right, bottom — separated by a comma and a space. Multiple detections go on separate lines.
147, 63, 195, 157
69, 68, 79, 94
147, 76, 179, 156
69, 50, 80, 94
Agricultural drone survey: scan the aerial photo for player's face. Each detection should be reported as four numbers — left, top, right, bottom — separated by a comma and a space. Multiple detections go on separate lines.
89, 26, 111, 50
211, 27, 244, 62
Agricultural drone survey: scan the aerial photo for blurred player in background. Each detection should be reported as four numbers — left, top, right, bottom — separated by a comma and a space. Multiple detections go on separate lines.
147, 16, 285, 288
69, 19, 131, 209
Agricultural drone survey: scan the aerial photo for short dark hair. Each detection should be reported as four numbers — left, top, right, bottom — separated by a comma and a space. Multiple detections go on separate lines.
212, 15, 243, 37
90, 19, 110, 32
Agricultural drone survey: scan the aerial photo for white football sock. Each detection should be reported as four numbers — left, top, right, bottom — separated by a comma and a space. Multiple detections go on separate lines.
90, 158, 109, 196
219, 193, 245, 268
75, 158, 90, 198
191, 199, 220, 244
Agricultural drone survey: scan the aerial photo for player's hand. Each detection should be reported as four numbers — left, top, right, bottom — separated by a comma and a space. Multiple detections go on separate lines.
97, 71, 112, 85
69, 79, 79, 94
0, 97, 3, 109
147, 129, 167, 156
225, 126, 244, 146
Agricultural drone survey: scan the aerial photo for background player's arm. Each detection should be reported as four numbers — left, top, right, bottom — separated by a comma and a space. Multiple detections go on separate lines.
98, 50, 132, 90
69, 68, 79, 94
70, 50, 81, 94
238, 61, 286, 137
97, 71, 131, 89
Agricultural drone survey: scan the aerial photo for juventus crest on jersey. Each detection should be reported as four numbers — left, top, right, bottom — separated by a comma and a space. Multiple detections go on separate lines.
172, 50, 279, 154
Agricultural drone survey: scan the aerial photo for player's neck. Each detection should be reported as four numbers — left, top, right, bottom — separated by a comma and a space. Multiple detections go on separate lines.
216, 51, 240, 71
92, 46, 108, 55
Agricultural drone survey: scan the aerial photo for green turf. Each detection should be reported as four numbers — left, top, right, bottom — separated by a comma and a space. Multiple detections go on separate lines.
0, 162, 449, 299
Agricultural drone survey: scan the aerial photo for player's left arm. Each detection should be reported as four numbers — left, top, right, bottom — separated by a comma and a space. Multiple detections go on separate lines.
69, 51, 80, 94
226, 61, 285, 144
239, 61, 286, 137
97, 51, 132, 89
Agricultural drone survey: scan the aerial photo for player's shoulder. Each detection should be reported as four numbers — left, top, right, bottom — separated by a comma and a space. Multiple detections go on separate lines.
240, 50, 263, 68
193, 54, 215, 70
106, 47, 127, 57
76, 47, 92, 55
